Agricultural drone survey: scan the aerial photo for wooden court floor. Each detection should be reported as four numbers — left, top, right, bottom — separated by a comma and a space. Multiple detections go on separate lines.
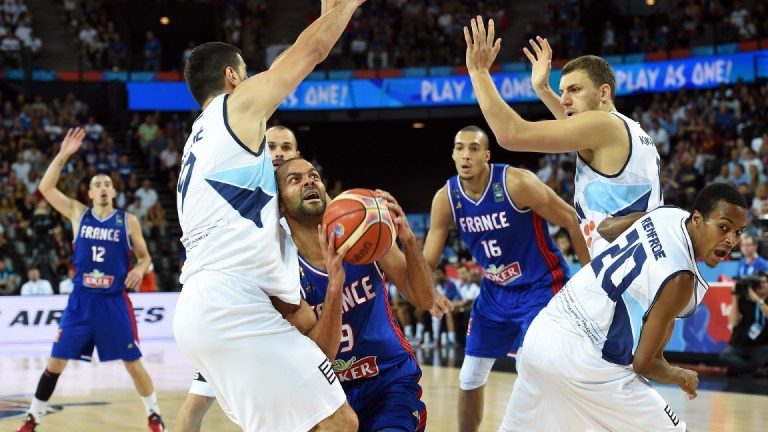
2, 341, 767, 431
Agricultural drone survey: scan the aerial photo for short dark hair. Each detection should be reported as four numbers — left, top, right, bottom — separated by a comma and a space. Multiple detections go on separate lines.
275, 157, 309, 192
184, 42, 242, 107
690, 183, 748, 218
562, 55, 616, 101
456, 125, 490, 150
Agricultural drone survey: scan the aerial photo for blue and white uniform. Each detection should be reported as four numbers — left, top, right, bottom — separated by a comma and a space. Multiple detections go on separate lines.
447, 164, 570, 357
502, 207, 703, 431
300, 257, 427, 432
173, 94, 344, 432
574, 111, 663, 256
52, 208, 140, 362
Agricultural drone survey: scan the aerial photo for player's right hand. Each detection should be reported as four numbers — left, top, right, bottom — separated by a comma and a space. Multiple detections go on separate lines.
59, 127, 86, 158
319, 223, 350, 295
430, 293, 453, 318
523, 36, 553, 93
675, 368, 699, 399
464, 16, 501, 73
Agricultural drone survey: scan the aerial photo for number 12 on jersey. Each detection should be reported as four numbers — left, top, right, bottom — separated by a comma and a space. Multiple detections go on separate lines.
481, 239, 502, 258
91, 246, 105, 262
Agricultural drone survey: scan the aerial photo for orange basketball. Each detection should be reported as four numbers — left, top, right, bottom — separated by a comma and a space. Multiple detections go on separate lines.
322, 188, 397, 265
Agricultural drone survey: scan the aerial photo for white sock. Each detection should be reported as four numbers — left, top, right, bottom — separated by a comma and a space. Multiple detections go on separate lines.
30, 397, 47, 421
431, 317, 442, 343
416, 323, 425, 340
404, 325, 413, 339
140, 393, 160, 415
448, 331, 456, 344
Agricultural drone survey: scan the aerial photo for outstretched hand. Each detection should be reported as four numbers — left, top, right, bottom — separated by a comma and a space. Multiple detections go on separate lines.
464, 16, 501, 73
523, 36, 554, 92
59, 127, 86, 158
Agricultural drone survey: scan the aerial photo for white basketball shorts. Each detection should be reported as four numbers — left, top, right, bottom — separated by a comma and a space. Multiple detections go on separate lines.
174, 270, 346, 432
499, 314, 687, 432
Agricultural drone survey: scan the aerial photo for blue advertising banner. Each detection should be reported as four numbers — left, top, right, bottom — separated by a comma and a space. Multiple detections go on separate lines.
126, 51, 765, 111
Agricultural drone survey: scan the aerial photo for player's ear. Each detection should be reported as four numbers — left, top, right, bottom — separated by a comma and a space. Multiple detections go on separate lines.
485, 149, 490, 161
600, 84, 612, 103
225, 66, 239, 87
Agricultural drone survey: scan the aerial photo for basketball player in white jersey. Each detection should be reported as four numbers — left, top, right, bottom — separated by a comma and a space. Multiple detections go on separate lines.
174, 125, 306, 431
464, 17, 662, 256
172, 1, 365, 430
499, 183, 748, 431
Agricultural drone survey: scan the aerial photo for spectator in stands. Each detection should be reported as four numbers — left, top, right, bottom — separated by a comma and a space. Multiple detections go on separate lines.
137, 114, 159, 155
722, 271, 768, 377
1, 31, 22, 68
127, 195, 146, 219
20, 266, 53, 296
432, 266, 460, 346
0, 258, 19, 295
736, 234, 768, 277
455, 265, 480, 312
22, 29, 42, 69
142, 30, 162, 71
59, 267, 74, 295
145, 201, 167, 238
553, 229, 578, 264
134, 179, 157, 215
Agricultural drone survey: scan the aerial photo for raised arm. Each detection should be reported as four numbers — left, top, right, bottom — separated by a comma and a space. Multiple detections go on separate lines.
422, 186, 454, 269
38, 128, 87, 223
632, 272, 699, 399
375, 190, 435, 310
510, 169, 589, 266
125, 213, 152, 291
524, 36, 566, 120
464, 17, 624, 154
228, 0, 364, 124
596, 212, 647, 243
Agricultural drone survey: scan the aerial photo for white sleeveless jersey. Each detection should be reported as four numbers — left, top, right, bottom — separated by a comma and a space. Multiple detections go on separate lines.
575, 111, 663, 256
542, 207, 707, 366
176, 94, 299, 303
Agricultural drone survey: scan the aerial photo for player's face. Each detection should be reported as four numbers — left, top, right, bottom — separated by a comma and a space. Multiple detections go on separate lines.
88, 175, 116, 207
694, 201, 747, 267
267, 129, 299, 170
278, 159, 327, 219
453, 131, 490, 180
559, 70, 603, 117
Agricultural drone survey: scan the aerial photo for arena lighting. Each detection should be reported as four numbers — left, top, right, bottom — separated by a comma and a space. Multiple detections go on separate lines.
160, 16, 170, 25
298, 125, 311, 131
412, 122, 425, 129
646, 0, 655, 6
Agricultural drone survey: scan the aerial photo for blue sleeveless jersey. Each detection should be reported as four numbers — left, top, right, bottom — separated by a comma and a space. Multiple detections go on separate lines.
72, 209, 131, 296
298, 256, 419, 389
447, 164, 570, 319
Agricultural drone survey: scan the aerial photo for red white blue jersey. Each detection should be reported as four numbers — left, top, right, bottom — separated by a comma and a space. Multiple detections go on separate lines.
72, 208, 131, 296
447, 164, 569, 319
298, 256, 419, 388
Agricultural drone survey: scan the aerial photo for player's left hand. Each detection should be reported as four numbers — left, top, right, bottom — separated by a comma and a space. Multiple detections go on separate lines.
464, 16, 501, 73
375, 189, 412, 242
676, 367, 699, 399
430, 293, 454, 318
124, 268, 143, 291
319, 223, 350, 294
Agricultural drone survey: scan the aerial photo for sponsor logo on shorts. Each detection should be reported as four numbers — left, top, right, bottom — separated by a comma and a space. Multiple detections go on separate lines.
193, 370, 207, 383
318, 358, 336, 385
333, 356, 379, 382
83, 269, 115, 288
664, 404, 680, 426
483, 262, 522, 286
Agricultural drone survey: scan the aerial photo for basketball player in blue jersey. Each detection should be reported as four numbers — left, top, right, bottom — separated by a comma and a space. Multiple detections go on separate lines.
173, 1, 365, 430
422, 125, 590, 432
500, 184, 747, 431
464, 18, 662, 256
279, 157, 435, 431
17, 128, 164, 432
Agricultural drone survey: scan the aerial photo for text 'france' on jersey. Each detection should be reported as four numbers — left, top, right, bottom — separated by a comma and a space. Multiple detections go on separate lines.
72, 208, 131, 295
298, 256, 418, 387
544, 206, 708, 366
176, 94, 292, 296
574, 111, 663, 256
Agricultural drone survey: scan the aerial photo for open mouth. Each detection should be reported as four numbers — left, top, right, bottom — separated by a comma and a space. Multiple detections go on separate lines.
714, 249, 729, 260
566, 112, 574, 118
273, 159, 283, 168
303, 190, 321, 202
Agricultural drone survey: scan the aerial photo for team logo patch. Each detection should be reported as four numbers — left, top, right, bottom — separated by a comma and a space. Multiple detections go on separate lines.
116, 213, 124, 226
492, 183, 504, 202
333, 356, 379, 382
483, 262, 522, 286
82, 269, 115, 288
